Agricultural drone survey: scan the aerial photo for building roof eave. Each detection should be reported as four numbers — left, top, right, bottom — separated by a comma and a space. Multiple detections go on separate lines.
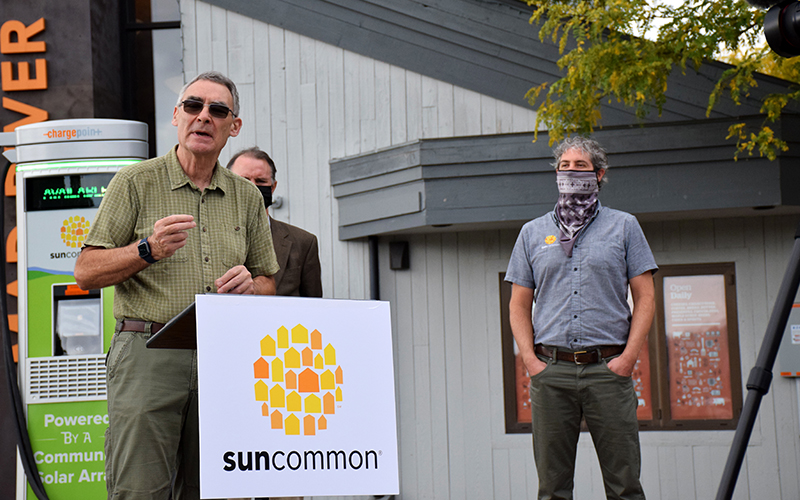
331, 115, 800, 240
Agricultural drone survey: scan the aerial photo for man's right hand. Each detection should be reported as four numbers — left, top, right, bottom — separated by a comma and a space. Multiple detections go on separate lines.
149, 214, 196, 261
75, 214, 197, 290
523, 353, 548, 377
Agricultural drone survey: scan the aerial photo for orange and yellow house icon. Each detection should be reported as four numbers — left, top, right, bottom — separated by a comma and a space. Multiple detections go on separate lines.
254, 324, 344, 436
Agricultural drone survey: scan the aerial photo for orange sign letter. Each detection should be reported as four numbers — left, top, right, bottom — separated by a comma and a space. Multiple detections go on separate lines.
0, 19, 46, 54
1, 60, 48, 91
2, 97, 48, 132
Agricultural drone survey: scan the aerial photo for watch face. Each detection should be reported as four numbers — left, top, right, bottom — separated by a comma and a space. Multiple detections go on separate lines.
138, 239, 156, 263
138, 239, 149, 258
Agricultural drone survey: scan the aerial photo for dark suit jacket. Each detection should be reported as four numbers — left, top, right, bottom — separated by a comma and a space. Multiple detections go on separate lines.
270, 217, 323, 297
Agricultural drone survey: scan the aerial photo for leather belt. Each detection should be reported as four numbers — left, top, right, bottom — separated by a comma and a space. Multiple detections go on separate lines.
120, 319, 166, 335
534, 344, 625, 365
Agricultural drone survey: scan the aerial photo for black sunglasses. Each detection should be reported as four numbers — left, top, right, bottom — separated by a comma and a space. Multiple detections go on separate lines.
180, 99, 236, 119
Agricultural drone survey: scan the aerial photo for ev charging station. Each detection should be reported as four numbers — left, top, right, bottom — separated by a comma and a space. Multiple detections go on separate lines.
1, 119, 147, 499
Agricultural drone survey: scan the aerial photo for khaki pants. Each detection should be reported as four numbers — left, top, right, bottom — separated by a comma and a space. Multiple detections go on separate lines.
105, 329, 199, 499
529, 354, 645, 500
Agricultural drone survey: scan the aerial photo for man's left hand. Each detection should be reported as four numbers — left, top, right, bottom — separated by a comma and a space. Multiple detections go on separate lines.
606, 355, 635, 378
215, 265, 254, 294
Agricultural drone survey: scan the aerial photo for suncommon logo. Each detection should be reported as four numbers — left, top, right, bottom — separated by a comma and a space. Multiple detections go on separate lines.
253, 324, 343, 436
545, 235, 557, 245
60, 215, 90, 248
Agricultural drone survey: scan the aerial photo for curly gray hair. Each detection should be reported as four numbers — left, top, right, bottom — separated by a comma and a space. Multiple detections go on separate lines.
551, 136, 609, 187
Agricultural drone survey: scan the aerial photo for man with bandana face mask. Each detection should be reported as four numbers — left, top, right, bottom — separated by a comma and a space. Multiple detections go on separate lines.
228, 147, 323, 298
505, 136, 657, 500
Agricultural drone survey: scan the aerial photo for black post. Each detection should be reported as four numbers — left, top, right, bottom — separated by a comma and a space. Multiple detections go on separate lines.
716, 219, 800, 500
0, 161, 49, 499
369, 235, 380, 300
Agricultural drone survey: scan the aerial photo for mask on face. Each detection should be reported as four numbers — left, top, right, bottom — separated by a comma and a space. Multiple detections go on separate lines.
256, 185, 272, 208
556, 170, 599, 196
554, 170, 599, 257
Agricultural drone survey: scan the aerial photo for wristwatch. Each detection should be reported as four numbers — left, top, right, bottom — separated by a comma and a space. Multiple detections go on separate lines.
138, 238, 157, 263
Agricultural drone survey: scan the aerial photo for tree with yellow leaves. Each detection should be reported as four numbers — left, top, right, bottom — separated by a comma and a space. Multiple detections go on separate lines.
524, 0, 799, 159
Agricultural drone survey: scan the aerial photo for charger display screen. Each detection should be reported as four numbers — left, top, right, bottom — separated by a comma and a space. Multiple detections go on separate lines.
26, 173, 116, 212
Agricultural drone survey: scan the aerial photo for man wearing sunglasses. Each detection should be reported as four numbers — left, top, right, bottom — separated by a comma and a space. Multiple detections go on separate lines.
75, 71, 279, 500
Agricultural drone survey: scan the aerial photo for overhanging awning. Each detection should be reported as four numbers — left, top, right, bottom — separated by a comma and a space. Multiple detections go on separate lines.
331, 116, 800, 240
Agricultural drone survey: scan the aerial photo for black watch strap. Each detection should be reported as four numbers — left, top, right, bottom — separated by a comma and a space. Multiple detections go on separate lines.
138, 238, 157, 263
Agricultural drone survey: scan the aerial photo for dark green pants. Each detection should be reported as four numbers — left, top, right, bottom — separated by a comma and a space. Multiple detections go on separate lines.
105, 329, 199, 500
529, 354, 645, 500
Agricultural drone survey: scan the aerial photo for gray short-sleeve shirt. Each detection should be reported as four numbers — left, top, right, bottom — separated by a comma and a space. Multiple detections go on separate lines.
505, 204, 657, 350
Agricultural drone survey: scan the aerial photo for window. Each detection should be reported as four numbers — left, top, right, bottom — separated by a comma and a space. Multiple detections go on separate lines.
500, 263, 743, 433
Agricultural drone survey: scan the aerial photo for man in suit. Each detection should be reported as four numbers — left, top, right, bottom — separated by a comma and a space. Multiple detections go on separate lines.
228, 147, 323, 297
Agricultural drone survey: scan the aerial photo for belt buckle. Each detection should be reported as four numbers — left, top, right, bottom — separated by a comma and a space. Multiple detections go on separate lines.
573, 350, 589, 365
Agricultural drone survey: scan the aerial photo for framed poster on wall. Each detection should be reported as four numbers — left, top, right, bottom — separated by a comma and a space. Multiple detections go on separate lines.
500, 262, 742, 433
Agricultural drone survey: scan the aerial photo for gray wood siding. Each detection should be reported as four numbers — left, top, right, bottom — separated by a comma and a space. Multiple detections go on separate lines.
182, 2, 800, 498
181, 0, 538, 301
199, 0, 799, 127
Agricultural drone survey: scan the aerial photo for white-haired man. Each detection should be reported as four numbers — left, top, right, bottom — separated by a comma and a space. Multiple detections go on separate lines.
75, 71, 279, 499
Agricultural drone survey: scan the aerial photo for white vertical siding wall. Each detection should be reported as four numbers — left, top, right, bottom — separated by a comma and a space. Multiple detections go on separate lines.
182, 2, 800, 498
378, 215, 800, 500
180, 1, 538, 302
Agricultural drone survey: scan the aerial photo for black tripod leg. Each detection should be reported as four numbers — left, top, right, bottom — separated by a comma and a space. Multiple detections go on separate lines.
716, 219, 800, 500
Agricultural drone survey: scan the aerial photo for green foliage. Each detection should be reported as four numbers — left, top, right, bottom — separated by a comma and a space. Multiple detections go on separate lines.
524, 0, 797, 159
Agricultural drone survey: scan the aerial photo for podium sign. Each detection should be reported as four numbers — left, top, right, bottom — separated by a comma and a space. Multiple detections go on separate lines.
195, 294, 399, 498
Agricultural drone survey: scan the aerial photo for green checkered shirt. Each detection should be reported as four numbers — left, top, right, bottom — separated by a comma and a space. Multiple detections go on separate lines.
84, 147, 280, 324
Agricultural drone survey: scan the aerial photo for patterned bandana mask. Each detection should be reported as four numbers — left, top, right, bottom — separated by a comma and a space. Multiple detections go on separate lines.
555, 170, 599, 258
